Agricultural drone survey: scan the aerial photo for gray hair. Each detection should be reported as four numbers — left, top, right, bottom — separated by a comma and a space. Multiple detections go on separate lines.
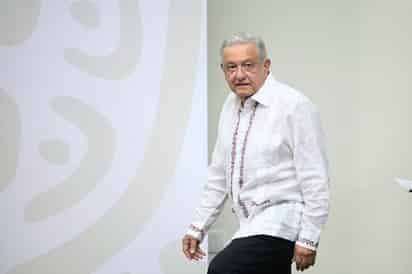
220, 32, 268, 63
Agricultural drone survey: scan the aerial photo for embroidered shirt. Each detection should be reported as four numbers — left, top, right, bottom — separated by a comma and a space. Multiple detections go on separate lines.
188, 74, 330, 250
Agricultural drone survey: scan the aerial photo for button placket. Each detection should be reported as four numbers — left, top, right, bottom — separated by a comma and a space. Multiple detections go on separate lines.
229, 101, 259, 219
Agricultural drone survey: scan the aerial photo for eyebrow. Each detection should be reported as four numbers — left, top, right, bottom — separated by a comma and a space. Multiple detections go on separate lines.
225, 59, 256, 64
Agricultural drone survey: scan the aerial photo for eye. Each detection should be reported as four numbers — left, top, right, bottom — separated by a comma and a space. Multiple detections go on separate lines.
226, 64, 237, 70
243, 62, 254, 69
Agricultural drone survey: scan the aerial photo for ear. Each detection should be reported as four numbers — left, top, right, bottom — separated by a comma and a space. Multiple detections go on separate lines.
220, 63, 224, 71
263, 58, 271, 70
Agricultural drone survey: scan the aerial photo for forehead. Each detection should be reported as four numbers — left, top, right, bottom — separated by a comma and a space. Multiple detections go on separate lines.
222, 42, 258, 63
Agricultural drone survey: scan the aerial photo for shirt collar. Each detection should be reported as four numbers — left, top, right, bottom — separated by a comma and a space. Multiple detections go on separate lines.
250, 73, 276, 107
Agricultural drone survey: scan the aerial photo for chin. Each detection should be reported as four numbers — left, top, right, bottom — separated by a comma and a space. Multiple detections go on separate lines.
235, 89, 254, 98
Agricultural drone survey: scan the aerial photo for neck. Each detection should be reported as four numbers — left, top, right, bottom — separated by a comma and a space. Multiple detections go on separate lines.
240, 95, 252, 106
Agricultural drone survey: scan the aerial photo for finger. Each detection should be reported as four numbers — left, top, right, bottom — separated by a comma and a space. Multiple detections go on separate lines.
301, 258, 312, 271
183, 247, 192, 260
182, 238, 189, 250
193, 249, 204, 257
299, 263, 307, 272
193, 251, 205, 261
303, 254, 314, 268
192, 253, 202, 260
183, 245, 192, 260
310, 254, 316, 266
306, 258, 314, 268
295, 256, 302, 271
182, 237, 193, 260
189, 238, 198, 254
301, 257, 310, 271
193, 251, 205, 260
192, 246, 207, 261
197, 247, 206, 256
296, 256, 308, 272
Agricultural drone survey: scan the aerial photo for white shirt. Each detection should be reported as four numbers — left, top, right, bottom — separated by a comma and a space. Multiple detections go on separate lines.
188, 74, 330, 250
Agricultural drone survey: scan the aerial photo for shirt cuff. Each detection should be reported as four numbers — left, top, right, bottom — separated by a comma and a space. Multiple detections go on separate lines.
297, 224, 321, 250
186, 224, 205, 243
296, 238, 318, 251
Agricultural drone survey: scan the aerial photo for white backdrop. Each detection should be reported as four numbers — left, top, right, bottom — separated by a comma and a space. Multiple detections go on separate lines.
0, 1, 207, 273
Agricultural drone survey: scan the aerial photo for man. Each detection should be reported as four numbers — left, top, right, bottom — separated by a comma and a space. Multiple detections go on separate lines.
182, 33, 330, 274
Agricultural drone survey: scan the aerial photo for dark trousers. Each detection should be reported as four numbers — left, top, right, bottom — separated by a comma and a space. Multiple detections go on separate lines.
207, 235, 294, 274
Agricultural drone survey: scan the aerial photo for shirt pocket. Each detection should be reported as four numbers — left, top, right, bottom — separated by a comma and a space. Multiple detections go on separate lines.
258, 132, 290, 165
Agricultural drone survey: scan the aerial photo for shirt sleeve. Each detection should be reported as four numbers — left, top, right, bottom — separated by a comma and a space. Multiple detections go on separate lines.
186, 99, 230, 242
291, 100, 330, 251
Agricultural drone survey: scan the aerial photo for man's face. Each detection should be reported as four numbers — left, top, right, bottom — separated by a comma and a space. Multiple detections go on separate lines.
221, 42, 271, 101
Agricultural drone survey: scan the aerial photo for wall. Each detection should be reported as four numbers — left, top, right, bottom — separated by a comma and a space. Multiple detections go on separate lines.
0, 1, 207, 274
208, 1, 412, 273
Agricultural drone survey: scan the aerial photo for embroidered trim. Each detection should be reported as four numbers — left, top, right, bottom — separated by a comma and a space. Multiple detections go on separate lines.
297, 237, 319, 248
189, 224, 204, 234
229, 107, 242, 199
251, 199, 272, 207
239, 102, 258, 190
229, 101, 259, 218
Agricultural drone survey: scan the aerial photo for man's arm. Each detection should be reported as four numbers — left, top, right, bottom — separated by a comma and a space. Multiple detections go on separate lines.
182, 143, 228, 260
291, 100, 330, 271
182, 98, 231, 260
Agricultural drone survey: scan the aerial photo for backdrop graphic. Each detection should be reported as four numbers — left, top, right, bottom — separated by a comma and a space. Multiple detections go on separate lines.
0, 1, 207, 273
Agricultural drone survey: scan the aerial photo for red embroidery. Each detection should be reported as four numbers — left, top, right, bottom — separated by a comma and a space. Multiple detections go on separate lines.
229, 107, 242, 199
189, 224, 203, 233
230, 102, 259, 218
298, 237, 319, 248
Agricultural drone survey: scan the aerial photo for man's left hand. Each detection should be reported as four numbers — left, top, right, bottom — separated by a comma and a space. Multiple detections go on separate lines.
293, 244, 316, 272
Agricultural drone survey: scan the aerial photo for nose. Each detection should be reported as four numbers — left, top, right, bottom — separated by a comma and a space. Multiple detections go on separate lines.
234, 66, 247, 80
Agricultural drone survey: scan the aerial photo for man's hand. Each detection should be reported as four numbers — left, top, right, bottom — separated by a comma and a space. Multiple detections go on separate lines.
293, 244, 316, 271
182, 234, 206, 261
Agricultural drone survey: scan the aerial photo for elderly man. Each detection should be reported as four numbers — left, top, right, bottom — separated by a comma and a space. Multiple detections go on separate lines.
182, 33, 330, 274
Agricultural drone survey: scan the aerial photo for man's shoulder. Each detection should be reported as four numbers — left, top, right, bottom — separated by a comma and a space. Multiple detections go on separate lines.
221, 92, 237, 108
273, 80, 311, 103
271, 79, 314, 110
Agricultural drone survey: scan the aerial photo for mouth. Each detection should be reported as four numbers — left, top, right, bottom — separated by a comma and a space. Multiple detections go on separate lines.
235, 83, 250, 88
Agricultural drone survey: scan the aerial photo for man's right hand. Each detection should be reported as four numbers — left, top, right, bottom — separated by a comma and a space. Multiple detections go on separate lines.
182, 234, 206, 261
